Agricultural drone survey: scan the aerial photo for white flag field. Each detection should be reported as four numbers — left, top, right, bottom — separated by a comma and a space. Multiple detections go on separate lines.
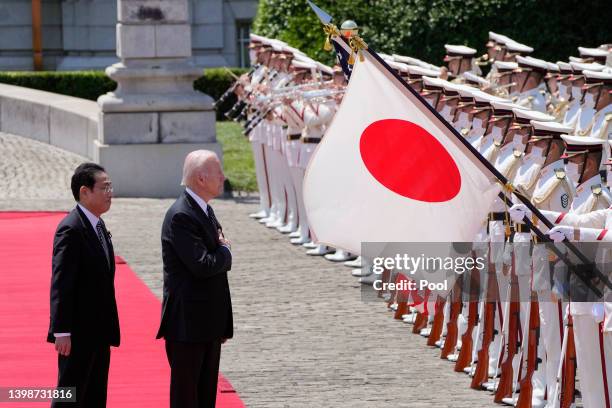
302, 49, 500, 254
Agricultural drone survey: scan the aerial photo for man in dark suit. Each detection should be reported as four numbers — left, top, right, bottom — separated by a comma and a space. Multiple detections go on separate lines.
48, 163, 120, 407
157, 150, 233, 408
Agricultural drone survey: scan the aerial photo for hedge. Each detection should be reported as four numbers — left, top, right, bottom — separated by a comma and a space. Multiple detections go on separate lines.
253, 0, 612, 68
0, 68, 247, 120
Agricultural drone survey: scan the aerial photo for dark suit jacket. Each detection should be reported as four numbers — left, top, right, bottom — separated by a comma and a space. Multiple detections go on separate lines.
47, 206, 120, 347
156, 191, 233, 342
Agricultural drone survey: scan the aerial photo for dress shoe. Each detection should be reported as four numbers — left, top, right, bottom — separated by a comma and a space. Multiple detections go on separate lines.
351, 268, 370, 277
419, 328, 432, 337
344, 256, 362, 268
290, 236, 310, 245
278, 223, 297, 233
446, 353, 459, 362
359, 274, 377, 284
249, 210, 268, 219
306, 245, 331, 256
324, 250, 355, 262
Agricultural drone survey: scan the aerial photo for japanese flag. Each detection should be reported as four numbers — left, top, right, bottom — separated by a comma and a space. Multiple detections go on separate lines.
302, 49, 499, 254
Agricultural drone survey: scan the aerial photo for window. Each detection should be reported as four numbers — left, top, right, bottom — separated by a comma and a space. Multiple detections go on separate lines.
236, 20, 251, 68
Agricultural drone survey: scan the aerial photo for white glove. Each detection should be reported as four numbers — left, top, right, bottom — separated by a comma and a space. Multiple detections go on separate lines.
508, 204, 531, 223
547, 225, 574, 242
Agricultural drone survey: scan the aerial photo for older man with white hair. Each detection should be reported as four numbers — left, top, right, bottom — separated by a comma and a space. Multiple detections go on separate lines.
156, 150, 234, 408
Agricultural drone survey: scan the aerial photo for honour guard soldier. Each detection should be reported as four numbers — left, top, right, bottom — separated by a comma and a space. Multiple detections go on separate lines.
489, 61, 519, 98
513, 56, 550, 113
513, 135, 611, 407
404, 65, 442, 93
577, 46, 611, 65
503, 40, 534, 62
443, 44, 481, 80
580, 70, 612, 140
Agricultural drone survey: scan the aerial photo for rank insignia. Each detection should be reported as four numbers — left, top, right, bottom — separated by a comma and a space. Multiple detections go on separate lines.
561, 193, 569, 208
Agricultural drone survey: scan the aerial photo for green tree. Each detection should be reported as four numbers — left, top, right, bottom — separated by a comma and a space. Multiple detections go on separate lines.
253, 0, 611, 67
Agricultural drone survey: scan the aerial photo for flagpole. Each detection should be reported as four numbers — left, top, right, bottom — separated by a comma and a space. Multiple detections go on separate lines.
311, 15, 610, 294
361, 45, 610, 293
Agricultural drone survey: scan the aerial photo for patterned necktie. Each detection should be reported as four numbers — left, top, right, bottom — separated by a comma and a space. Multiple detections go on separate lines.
96, 219, 110, 264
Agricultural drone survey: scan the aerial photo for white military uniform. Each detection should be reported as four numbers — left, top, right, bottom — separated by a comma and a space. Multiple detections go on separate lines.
513, 56, 550, 113
515, 85, 548, 113
539, 169, 612, 408
247, 64, 273, 218
280, 97, 308, 234
296, 96, 336, 246
524, 156, 575, 403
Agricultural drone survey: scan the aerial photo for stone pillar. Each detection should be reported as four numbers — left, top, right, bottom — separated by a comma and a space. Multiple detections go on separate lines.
96, 0, 219, 198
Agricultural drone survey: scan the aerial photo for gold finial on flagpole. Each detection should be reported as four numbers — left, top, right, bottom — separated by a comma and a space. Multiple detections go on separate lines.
323, 23, 341, 52
348, 35, 368, 64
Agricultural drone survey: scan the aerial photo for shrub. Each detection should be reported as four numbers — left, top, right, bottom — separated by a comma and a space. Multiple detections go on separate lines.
0, 68, 248, 120
253, 0, 612, 67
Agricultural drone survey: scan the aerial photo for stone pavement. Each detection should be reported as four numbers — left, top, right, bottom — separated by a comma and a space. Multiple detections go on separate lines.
0, 131, 501, 407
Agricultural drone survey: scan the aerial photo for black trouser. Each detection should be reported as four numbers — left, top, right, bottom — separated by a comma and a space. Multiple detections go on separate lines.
165, 339, 222, 408
52, 343, 110, 408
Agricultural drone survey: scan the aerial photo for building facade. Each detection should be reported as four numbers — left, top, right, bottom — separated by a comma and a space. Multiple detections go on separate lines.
0, 0, 258, 71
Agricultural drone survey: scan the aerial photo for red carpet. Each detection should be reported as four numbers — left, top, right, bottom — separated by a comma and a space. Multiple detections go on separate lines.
0, 212, 244, 407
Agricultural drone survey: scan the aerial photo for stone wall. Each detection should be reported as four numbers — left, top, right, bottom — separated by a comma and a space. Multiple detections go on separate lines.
0, 83, 99, 158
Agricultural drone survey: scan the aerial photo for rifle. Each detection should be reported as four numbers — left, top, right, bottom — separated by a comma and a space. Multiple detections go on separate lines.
471, 254, 499, 389
494, 252, 522, 402
426, 297, 446, 346
560, 315, 577, 408
213, 65, 258, 110
412, 311, 428, 334
441, 278, 463, 359
454, 251, 481, 372
393, 274, 411, 320
516, 296, 540, 408
225, 100, 247, 120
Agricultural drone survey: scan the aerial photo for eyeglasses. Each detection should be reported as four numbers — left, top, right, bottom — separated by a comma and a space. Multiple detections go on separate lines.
95, 184, 114, 194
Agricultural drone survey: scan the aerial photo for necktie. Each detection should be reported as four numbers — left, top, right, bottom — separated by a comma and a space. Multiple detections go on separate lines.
96, 219, 110, 265
207, 205, 221, 232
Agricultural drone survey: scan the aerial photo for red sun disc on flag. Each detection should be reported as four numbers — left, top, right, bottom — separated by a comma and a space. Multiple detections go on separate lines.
359, 119, 461, 202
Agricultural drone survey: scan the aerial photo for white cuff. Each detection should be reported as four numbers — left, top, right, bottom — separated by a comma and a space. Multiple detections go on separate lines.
54, 333, 70, 337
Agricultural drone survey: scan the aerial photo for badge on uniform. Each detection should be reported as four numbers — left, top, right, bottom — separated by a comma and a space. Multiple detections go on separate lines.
554, 168, 566, 179
560, 193, 569, 208
591, 184, 602, 196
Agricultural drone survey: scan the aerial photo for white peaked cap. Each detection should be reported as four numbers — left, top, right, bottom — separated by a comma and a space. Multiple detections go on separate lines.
471, 90, 509, 104
570, 61, 605, 72
406, 65, 441, 77
531, 120, 574, 134
444, 44, 477, 55
494, 61, 518, 71
516, 55, 548, 70
512, 108, 555, 121
578, 47, 610, 58
422, 76, 446, 88
488, 31, 511, 44
505, 40, 534, 53
463, 71, 490, 86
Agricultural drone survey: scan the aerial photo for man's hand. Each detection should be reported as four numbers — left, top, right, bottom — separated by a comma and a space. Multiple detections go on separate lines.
55, 336, 71, 356
219, 234, 232, 250
509, 204, 531, 223
547, 226, 574, 243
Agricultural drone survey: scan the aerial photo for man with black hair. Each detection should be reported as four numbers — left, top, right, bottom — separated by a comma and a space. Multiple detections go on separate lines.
48, 162, 119, 408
